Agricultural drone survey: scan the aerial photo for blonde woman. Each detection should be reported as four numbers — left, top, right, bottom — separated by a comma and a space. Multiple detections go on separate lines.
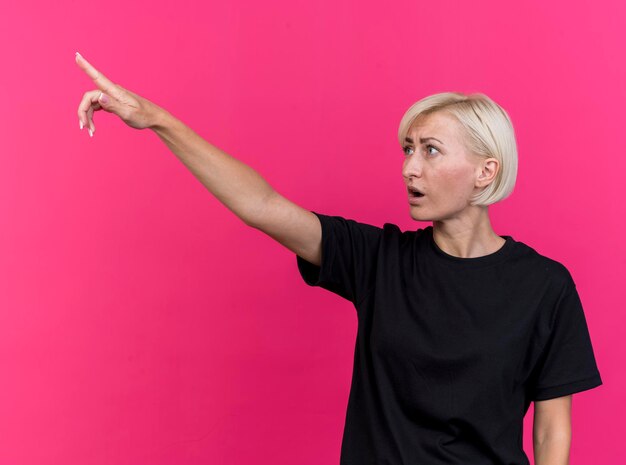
75, 52, 602, 465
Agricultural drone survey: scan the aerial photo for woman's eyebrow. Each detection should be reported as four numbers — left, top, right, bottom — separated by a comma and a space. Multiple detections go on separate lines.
405, 136, 444, 145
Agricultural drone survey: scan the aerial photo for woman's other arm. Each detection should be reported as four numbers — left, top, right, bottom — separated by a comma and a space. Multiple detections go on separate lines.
533, 395, 572, 465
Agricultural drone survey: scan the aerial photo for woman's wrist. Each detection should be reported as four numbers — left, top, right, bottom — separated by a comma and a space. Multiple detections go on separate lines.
149, 106, 176, 133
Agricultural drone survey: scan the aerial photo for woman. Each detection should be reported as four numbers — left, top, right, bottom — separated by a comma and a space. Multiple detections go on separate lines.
75, 52, 602, 465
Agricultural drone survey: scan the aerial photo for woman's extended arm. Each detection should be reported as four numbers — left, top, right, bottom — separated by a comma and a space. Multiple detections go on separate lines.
74, 52, 322, 266
151, 112, 324, 266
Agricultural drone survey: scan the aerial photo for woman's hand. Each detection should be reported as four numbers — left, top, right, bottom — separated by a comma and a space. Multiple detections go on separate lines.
75, 52, 164, 136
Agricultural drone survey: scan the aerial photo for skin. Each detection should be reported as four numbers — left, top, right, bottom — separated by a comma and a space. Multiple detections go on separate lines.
402, 110, 506, 259
533, 396, 572, 465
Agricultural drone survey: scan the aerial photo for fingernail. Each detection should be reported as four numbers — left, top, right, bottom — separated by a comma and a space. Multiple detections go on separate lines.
98, 92, 109, 104
89, 129, 93, 137
80, 120, 83, 130
75, 51, 81, 58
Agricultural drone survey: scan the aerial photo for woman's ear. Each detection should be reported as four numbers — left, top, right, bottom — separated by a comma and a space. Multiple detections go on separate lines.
476, 157, 499, 188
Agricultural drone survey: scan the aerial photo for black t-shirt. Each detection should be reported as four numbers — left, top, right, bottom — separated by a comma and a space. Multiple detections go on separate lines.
296, 211, 603, 465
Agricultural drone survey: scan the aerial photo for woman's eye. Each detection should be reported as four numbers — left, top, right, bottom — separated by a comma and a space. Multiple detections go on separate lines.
426, 144, 439, 156
402, 146, 414, 156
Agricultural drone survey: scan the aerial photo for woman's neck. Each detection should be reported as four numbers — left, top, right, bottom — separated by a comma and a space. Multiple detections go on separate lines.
431, 207, 505, 259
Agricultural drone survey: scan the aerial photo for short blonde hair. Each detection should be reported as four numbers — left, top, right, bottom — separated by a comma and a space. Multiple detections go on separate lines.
397, 92, 518, 206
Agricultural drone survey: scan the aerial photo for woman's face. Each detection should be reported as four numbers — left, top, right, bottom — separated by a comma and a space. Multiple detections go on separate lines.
402, 111, 487, 222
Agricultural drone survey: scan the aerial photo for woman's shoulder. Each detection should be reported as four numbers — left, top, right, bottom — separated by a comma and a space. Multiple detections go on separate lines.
509, 237, 575, 290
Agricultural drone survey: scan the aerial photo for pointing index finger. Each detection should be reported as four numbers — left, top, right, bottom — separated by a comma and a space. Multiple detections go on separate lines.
75, 52, 121, 99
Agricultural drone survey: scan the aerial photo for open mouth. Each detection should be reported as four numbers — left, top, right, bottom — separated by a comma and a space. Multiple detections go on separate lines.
408, 187, 425, 197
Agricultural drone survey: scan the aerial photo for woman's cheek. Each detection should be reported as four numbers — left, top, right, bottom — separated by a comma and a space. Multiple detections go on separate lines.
439, 167, 475, 204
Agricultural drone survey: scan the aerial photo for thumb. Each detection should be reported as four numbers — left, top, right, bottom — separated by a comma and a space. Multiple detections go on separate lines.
98, 92, 113, 109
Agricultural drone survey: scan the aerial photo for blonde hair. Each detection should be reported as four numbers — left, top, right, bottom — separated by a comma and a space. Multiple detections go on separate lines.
397, 92, 518, 206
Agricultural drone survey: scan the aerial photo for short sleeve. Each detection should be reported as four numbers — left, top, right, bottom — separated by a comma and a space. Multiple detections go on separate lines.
530, 281, 603, 401
296, 211, 384, 306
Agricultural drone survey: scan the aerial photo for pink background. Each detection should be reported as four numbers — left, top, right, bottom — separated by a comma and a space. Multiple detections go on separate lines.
1, 0, 623, 463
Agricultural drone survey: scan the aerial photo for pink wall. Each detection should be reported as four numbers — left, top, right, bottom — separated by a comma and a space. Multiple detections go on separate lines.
1, 0, 622, 463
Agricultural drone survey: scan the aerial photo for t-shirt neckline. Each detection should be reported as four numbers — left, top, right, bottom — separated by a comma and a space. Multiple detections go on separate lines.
425, 226, 515, 267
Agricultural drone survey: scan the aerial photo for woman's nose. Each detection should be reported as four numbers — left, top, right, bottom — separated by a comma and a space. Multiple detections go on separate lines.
402, 155, 422, 179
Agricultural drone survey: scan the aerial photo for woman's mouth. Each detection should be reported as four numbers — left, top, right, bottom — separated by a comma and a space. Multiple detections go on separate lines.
408, 187, 425, 204
408, 187, 425, 197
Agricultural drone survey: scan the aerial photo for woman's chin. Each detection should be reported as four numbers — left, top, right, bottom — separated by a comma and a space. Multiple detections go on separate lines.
409, 209, 431, 222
